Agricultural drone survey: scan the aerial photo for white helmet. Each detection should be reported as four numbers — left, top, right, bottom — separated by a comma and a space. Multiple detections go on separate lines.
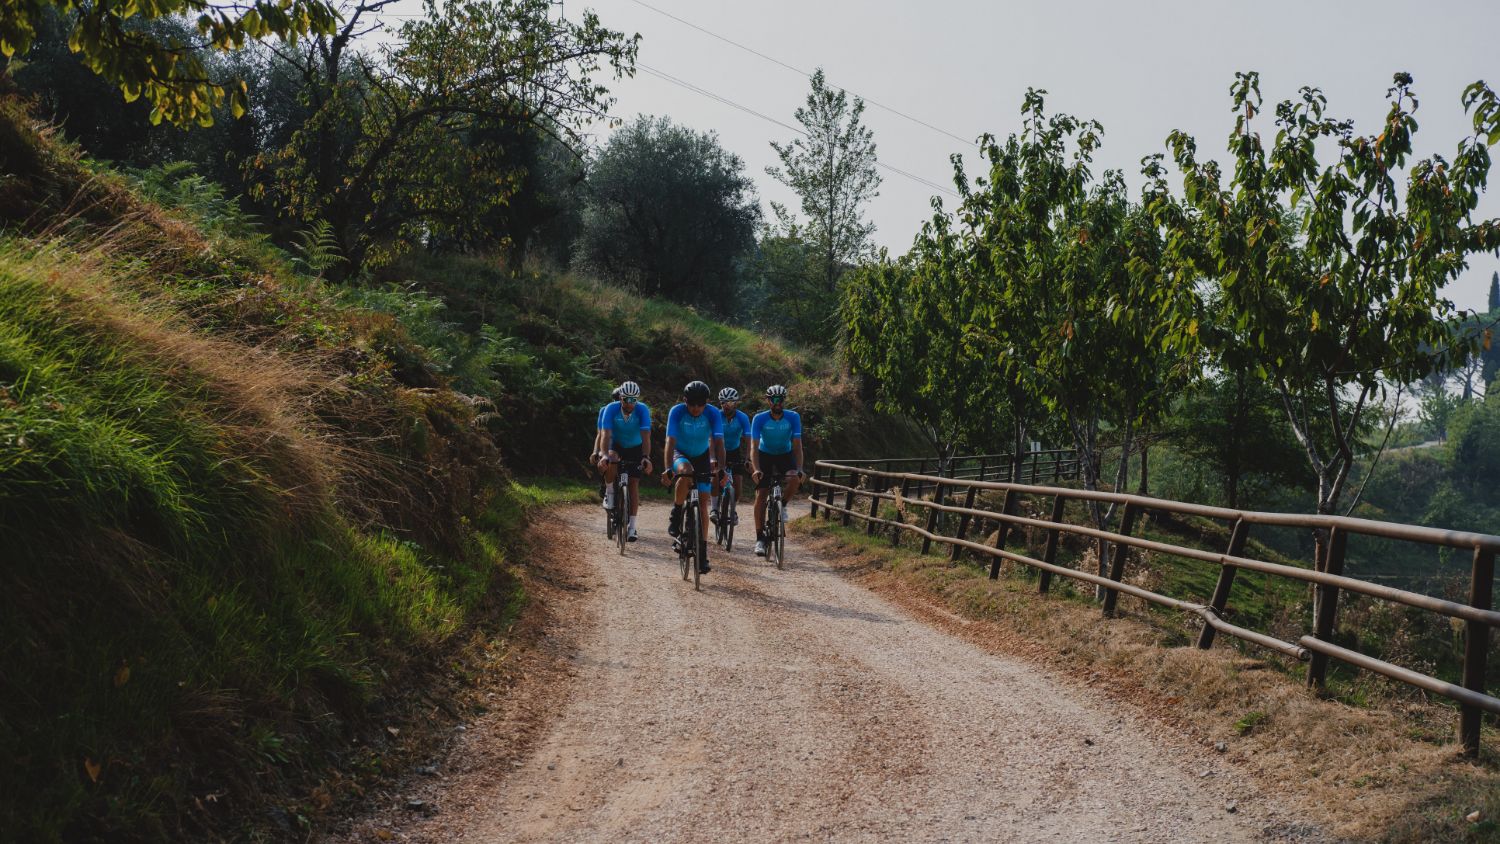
618, 381, 641, 399
718, 387, 740, 402
765, 384, 788, 401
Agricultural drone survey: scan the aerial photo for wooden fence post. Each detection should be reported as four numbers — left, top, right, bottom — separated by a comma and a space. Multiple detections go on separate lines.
988, 489, 1019, 580
920, 484, 941, 555
892, 477, 911, 547
865, 480, 881, 535
1101, 504, 1141, 617
1306, 527, 1349, 689
809, 464, 822, 518
950, 485, 979, 562
841, 477, 856, 527
1197, 519, 1250, 649
822, 467, 838, 519
1028, 450, 1040, 484
1053, 453, 1062, 483
1038, 494, 1066, 593
1460, 547, 1495, 756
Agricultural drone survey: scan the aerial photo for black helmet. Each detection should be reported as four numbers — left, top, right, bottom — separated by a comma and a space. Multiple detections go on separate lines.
765, 384, 788, 401
683, 380, 711, 403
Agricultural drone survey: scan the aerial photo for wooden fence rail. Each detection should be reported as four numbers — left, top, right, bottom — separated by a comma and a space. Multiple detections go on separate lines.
809, 459, 1499, 756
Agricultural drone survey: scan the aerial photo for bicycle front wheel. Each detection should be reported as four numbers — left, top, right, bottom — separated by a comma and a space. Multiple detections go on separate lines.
692, 530, 703, 591
615, 484, 627, 555
723, 493, 735, 552
775, 510, 786, 569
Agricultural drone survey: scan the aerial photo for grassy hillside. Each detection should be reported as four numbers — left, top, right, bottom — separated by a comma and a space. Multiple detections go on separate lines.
0, 98, 524, 841
361, 253, 928, 473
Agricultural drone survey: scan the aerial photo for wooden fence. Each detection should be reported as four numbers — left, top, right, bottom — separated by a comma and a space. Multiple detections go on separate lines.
808, 459, 1499, 756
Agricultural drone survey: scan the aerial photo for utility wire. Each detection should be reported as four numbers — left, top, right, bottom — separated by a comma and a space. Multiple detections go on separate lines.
626, 0, 976, 148
637, 63, 960, 199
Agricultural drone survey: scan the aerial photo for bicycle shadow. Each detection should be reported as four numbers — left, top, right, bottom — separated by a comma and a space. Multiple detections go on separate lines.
706, 579, 898, 626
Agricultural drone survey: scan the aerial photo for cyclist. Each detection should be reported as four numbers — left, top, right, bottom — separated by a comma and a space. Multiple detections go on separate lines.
711, 387, 752, 528
751, 384, 803, 557
663, 380, 725, 574
597, 382, 652, 541
592, 386, 623, 498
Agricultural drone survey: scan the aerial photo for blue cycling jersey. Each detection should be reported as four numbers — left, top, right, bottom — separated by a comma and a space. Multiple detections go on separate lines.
666, 403, 724, 458
598, 401, 650, 449
751, 409, 801, 455
721, 408, 751, 450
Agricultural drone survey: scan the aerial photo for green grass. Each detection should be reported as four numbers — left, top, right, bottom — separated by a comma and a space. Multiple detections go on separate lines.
0, 241, 524, 841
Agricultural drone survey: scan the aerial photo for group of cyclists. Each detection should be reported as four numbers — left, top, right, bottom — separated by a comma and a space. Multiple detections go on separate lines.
591, 380, 804, 575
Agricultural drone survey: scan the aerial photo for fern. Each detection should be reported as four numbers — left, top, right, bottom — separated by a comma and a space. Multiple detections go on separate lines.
291, 219, 345, 279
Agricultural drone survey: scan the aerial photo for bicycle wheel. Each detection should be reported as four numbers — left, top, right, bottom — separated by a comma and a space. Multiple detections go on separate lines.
714, 492, 726, 548
615, 482, 626, 555
681, 497, 694, 581
723, 489, 735, 552
766, 498, 780, 568
692, 518, 703, 592
774, 501, 787, 569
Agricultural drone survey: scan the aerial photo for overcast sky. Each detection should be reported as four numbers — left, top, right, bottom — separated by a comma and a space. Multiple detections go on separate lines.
383, 0, 1500, 309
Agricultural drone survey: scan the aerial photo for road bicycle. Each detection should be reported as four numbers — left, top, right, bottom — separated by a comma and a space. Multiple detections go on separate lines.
603, 456, 636, 555
764, 476, 788, 570
713, 465, 738, 552
674, 483, 704, 591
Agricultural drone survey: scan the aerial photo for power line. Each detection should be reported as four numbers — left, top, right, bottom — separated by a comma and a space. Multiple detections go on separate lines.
626, 0, 976, 148
637, 63, 960, 199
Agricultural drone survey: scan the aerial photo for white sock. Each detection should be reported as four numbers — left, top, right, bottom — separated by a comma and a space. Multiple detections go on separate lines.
628, 516, 637, 530
604, 487, 615, 506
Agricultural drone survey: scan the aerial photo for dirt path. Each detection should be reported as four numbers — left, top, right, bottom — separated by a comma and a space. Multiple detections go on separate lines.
361, 501, 1313, 843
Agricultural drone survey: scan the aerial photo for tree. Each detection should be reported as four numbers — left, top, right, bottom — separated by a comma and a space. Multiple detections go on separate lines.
1415, 372, 1463, 442
1489, 270, 1499, 312
1157, 72, 1500, 562
573, 115, 760, 311
957, 91, 1186, 587
767, 68, 880, 337
1, 0, 337, 127
248, 0, 637, 272
1172, 371, 1310, 508
843, 209, 1011, 475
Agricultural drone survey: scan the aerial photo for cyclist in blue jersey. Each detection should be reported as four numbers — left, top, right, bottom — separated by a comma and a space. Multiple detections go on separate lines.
592, 386, 622, 500
750, 384, 804, 557
711, 387, 752, 528
662, 380, 725, 574
597, 381, 653, 541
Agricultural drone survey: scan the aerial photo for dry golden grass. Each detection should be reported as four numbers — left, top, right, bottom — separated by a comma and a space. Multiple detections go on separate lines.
795, 517, 1500, 843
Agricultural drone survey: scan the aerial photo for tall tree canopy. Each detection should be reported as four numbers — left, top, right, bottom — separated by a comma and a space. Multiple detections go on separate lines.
573, 115, 759, 311
247, 0, 637, 271
1, 0, 338, 126
766, 68, 880, 342
1154, 72, 1500, 541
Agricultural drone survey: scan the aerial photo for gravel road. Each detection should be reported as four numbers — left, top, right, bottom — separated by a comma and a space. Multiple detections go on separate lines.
400, 501, 1307, 843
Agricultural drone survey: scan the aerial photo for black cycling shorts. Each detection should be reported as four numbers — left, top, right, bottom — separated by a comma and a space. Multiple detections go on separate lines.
672, 450, 714, 493
612, 444, 643, 475
724, 446, 746, 473
756, 452, 798, 489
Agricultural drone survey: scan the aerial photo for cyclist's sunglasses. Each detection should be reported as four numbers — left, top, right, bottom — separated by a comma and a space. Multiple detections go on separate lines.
769, 395, 785, 404
621, 396, 636, 404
